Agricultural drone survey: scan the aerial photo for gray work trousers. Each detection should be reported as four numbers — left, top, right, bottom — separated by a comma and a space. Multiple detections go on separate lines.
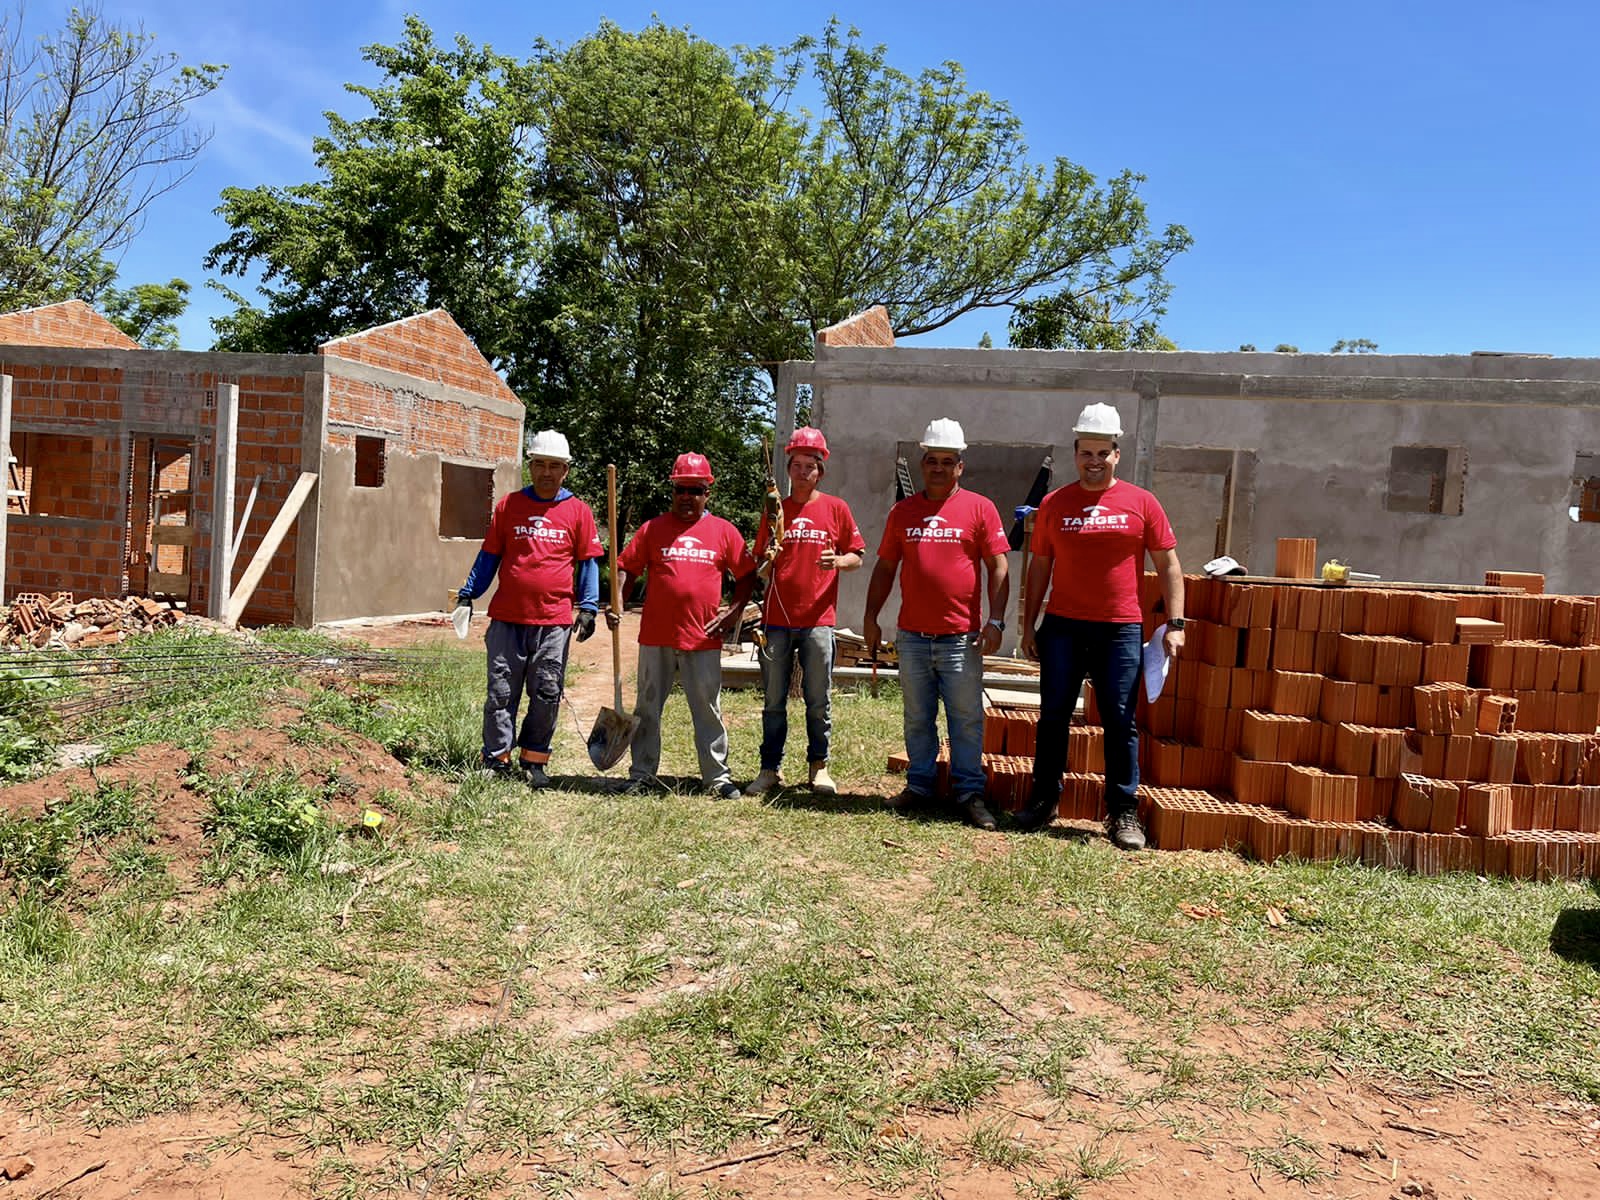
630, 645, 732, 789
483, 619, 572, 764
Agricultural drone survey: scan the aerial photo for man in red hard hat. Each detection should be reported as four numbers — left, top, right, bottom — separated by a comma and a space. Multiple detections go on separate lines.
608, 452, 758, 798
744, 427, 865, 797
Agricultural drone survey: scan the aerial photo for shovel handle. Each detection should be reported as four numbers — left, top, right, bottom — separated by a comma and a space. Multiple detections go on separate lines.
608, 464, 624, 711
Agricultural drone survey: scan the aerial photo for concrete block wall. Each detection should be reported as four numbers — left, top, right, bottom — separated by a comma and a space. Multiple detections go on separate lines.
800, 341, 1600, 643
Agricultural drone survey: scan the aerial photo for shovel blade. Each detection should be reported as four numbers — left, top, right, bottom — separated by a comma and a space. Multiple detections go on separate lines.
587, 705, 641, 771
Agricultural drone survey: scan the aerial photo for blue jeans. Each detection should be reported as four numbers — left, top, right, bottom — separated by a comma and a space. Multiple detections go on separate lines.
759, 626, 835, 770
1031, 616, 1143, 817
897, 630, 986, 799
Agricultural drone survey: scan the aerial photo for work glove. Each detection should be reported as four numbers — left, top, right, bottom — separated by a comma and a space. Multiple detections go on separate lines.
456, 586, 472, 606
573, 609, 597, 642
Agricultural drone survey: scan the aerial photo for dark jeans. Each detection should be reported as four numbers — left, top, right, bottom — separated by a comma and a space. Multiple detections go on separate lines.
1030, 616, 1143, 817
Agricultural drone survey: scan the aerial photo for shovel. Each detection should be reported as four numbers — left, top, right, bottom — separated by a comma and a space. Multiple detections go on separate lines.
588, 464, 641, 770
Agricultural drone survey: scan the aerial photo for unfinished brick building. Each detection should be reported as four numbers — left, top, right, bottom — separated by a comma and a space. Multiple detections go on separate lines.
0, 301, 522, 625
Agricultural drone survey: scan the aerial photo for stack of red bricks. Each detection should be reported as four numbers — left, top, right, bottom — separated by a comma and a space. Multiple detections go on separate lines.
883, 568, 1600, 879
3, 592, 183, 648
1137, 567, 1600, 878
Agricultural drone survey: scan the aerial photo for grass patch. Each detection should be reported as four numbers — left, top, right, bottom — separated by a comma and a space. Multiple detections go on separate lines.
0, 636, 1596, 1195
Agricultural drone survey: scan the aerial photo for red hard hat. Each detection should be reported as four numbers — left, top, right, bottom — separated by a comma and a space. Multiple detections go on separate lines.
669, 452, 714, 483
785, 426, 829, 460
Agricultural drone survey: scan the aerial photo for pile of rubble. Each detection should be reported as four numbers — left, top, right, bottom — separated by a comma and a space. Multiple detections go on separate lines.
3, 592, 185, 649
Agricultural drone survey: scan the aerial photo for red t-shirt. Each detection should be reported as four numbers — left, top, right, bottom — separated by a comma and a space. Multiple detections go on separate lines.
1032, 479, 1176, 623
619, 512, 757, 651
755, 492, 866, 628
483, 490, 604, 625
876, 488, 1010, 635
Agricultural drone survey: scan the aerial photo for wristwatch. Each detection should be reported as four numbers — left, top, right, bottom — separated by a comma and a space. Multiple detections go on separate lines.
1167, 618, 1187, 630
987, 618, 1005, 631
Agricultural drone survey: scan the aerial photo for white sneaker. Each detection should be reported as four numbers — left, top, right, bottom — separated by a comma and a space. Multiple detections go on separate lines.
745, 769, 782, 796
809, 762, 837, 796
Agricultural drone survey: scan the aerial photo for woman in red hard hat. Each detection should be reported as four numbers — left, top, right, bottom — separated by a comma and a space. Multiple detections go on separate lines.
745, 427, 866, 797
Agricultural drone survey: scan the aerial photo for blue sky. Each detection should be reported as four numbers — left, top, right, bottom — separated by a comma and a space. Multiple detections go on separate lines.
73, 0, 1600, 356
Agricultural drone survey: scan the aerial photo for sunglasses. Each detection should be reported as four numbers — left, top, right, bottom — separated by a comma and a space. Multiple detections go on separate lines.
673, 485, 709, 496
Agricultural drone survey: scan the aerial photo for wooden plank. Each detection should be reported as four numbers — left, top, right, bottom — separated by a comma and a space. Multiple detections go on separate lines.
150, 525, 195, 546
1218, 574, 1522, 595
224, 473, 317, 627
148, 570, 191, 594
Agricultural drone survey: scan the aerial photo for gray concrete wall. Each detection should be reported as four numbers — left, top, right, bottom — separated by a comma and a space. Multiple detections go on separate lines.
311, 445, 520, 623
805, 346, 1600, 644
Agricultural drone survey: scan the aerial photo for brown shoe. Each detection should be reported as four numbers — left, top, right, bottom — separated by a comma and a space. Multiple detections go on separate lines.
885, 786, 927, 813
959, 793, 999, 832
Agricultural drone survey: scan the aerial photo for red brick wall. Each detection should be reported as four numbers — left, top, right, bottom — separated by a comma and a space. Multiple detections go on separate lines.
325, 375, 522, 462
225, 374, 310, 625
0, 300, 140, 349
816, 305, 895, 349
0, 357, 310, 623
319, 309, 518, 406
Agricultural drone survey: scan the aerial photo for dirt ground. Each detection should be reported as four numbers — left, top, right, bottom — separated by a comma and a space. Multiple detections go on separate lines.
2, 616, 1598, 1198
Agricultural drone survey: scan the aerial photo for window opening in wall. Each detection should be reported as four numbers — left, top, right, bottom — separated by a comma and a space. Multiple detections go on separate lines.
9, 431, 100, 518
1570, 451, 1600, 524
1385, 445, 1466, 515
439, 462, 495, 539
355, 435, 387, 488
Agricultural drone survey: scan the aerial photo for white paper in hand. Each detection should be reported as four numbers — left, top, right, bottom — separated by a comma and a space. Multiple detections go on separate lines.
451, 604, 472, 640
1142, 623, 1170, 701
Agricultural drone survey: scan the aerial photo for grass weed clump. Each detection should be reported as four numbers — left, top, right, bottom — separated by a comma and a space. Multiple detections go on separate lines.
197, 766, 336, 876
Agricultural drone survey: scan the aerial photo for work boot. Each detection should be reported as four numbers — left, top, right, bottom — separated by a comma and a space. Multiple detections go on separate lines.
808, 762, 837, 796
958, 793, 999, 832
885, 786, 927, 814
712, 781, 742, 801
522, 762, 551, 790
618, 777, 657, 796
1107, 810, 1147, 851
1012, 790, 1059, 833
479, 754, 516, 779
744, 769, 782, 796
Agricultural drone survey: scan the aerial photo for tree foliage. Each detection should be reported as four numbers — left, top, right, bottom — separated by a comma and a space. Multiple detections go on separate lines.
102, 276, 188, 348
0, 3, 222, 311
206, 17, 539, 361
205, 16, 1192, 525
792, 21, 1190, 347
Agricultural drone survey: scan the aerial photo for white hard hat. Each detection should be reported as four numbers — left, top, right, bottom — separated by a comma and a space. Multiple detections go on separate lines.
919, 417, 967, 452
1203, 555, 1247, 578
1072, 403, 1123, 439
524, 429, 571, 462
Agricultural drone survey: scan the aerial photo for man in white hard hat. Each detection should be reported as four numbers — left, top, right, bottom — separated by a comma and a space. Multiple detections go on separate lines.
1014, 403, 1185, 849
863, 417, 1011, 830
607, 452, 758, 799
456, 429, 604, 788
745, 427, 866, 797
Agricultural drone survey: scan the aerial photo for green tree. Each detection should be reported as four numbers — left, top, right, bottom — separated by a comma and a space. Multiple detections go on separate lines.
205, 16, 1192, 522
518, 21, 802, 525
102, 277, 189, 347
1330, 337, 1379, 353
793, 21, 1190, 347
0, 3, 223, 310
206, 17, 539, 363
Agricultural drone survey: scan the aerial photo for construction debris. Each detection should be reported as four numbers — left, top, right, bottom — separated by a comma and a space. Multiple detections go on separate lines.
2, 592, 184, 649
